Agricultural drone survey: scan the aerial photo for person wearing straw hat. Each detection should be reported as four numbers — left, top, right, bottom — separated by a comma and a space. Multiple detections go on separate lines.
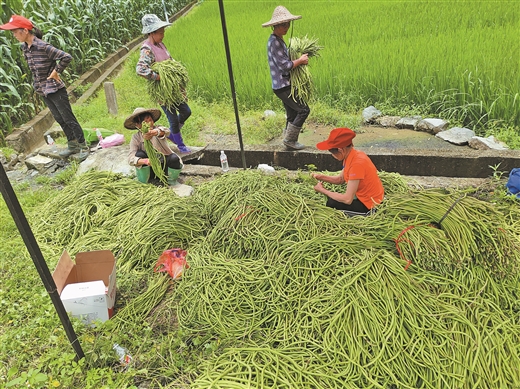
136, 14, 192, 154
0, 15, 89, 161
312, 128, 384, 216
125, 107, 188, 192
262, 6, 310, 150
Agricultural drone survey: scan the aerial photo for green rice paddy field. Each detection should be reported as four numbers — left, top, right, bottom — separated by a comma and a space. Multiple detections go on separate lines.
171, 0, 519, 132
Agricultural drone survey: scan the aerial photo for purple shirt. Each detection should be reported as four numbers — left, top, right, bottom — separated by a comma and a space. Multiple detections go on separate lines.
21, 37, 71, 96
267, 34, 293, 90
136, 41, 172, 81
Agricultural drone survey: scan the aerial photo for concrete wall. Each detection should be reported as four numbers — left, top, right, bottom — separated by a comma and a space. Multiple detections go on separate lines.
200, 147, 520, 178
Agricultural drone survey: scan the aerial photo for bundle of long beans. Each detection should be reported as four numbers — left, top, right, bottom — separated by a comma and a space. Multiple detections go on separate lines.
148, 59, 189, 108
113, 273, 170, 331
379, 189, 520, 279
139, 121, 167, 185
288, 35, 323, 103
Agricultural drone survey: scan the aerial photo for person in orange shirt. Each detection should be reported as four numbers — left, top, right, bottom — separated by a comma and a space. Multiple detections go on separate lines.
312, 128, 384, 215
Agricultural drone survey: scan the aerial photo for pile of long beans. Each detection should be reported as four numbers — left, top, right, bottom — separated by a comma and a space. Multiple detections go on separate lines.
288, 35, 323, 103
148, 59, 189, 108
31, 169, 520, 387
32, 171, 209, 271
175, 171, 520, 387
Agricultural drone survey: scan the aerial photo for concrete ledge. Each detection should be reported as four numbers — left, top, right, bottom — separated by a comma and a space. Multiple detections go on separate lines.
6, 109, 55, 153
198, 147, 520, 178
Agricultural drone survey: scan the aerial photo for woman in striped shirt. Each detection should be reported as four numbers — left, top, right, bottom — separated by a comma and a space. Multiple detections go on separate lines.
0, 15, 88, 161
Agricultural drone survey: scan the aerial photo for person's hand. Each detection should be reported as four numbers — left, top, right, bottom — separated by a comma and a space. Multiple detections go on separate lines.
47, 69, 61, 82
311, 172, 321, 180
298, 53, 309, 66
314, 181, 325, 193
139, 158, 150, 166
143, 131, 155, 141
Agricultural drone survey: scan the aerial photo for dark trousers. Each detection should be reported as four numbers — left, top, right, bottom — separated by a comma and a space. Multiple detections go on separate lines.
161, 102, 191, 135
43, 87, 85, 143
135, 150, 182, 179
273, 85, 310, 128
326, 197, 370, 213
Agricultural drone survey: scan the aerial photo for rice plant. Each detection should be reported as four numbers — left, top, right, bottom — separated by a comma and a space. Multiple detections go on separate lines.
169, 0, 519, 135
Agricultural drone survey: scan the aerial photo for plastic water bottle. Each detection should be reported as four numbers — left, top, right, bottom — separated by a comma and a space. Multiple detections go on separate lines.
46, 135, 56, 151
113, 343, 132, 367
95, 128, 103, 142
220, 150, 229, 172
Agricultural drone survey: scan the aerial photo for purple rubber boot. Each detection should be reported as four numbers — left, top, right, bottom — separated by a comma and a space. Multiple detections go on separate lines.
172, 132, 191, 153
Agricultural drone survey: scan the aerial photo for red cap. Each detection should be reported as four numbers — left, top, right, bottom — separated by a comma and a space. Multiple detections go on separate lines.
0, 15, 34, 30
316, 128, 356, 150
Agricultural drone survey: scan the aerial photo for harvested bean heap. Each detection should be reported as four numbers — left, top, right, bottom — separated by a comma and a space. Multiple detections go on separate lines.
33, 170, 520, 388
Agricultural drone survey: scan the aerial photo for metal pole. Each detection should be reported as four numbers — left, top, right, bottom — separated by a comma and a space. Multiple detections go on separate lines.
217, 0, 247, 169
162, 0, 169, 22
0, 163, 85, 361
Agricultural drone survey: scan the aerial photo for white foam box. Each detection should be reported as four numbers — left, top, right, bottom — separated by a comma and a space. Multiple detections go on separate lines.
52, 250, 117, 325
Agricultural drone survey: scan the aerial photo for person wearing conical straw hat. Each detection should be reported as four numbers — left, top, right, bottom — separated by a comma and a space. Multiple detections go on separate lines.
312, 128, 384, 216
263, 5, 310, 150
125, 107, 193, 196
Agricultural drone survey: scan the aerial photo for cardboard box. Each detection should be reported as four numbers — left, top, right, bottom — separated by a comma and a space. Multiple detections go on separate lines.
52, 250, 117, 325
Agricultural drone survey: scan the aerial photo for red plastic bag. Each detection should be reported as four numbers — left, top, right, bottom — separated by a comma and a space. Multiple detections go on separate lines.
153, 248, 189, 279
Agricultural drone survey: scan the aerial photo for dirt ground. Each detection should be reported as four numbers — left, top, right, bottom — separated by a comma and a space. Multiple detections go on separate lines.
203, 122, 463, 152
284, 123, 462, 151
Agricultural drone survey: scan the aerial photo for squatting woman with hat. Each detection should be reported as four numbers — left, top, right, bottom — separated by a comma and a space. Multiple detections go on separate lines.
262, 6, 310, 150
125, 107, 185, 189
312, 128, 384, 215
0, 15, 89, 161
136, 14, 192, 154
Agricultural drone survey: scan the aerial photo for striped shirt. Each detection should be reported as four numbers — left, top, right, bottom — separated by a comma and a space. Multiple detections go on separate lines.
21, 37, 71, 96
267, 34, 293, 90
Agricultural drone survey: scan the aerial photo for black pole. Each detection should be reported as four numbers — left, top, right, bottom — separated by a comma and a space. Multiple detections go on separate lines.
0, 163, 85, 361
218, 0, 247, 169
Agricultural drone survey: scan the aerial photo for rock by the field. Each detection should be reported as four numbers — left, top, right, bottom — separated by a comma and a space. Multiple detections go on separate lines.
436, 127, 475, 145
263, 110, 276, 118
77, 145, 134, 176
396, 116, 421, 130
416, 118, 449, 134
25, 155, 56, 173
468, 135, 509, 150
8, 153, 20, 170
375, 116, 401, 127
362, 106, 382, 123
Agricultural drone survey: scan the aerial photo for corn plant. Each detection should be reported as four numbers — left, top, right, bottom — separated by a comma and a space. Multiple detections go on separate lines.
0, 0, 191, 143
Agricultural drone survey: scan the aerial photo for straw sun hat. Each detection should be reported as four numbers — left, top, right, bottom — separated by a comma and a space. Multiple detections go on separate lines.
262, 6, 301, 27
124, 107, 161, 129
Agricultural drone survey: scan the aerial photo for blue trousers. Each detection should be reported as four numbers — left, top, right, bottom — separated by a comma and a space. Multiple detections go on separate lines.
161, 102, 191, 135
